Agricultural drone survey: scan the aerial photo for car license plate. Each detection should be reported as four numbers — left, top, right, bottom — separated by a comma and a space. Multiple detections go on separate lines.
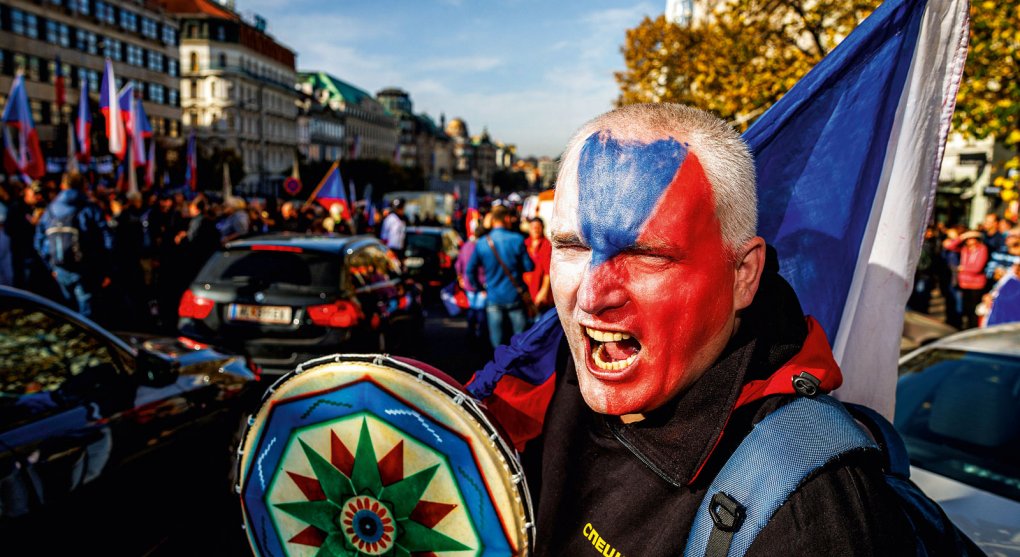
404, 257, 425, 268
228, 304, 292, 324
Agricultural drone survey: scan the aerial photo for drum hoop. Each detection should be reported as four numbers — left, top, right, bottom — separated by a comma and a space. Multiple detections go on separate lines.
235, 352, 536, 554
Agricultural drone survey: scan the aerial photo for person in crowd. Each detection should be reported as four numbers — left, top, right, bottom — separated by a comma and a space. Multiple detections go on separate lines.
944, 229, 989, 329
33, 172, 112, 319
456, 226, 488, 341
380, 198, 407, 252
108, 192, 148, 329
523, 216, 553, 312
277, 201, 304, 232
323, 203, 352, 234
3, 181, 46, 291
465, 204, 533, 348
218, 197, 251, 243
0, 202, 13, 287
175, 198, 222, 285
981, 212, 1005, 254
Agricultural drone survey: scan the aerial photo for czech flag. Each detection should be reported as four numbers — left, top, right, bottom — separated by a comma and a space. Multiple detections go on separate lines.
466, 0, 969, 434
1, 74, 46, 181
145, 139, 156, 188
465, 178, 479, 236
76, 77, 92, 162
99, 59, 126, 160
184, 129, 197, 191
309, 161, 349, 217
120, 86, 152, 167
54, 56, 66, 111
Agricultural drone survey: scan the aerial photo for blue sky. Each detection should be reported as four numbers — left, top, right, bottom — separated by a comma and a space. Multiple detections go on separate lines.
239, 0, 661, 158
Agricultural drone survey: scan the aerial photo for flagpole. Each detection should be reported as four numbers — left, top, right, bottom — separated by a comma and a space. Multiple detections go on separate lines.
305, 160, 339, 205
127, 130, 138, 194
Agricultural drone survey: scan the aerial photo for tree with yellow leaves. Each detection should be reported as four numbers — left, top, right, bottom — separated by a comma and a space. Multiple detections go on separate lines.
954, 0, 1019, 202
616, 0, 880, 130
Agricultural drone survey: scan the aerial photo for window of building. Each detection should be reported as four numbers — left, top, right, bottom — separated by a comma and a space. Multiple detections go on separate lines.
161, 24, 176, 45
77, 67, 99, 92
26, 56, 41, 82
168, 89, 179, 107
189, 52, 198, 73
218, 53, 226, 68
11, 10, 39, 39
48, 60, 70, 86
169, 119, 179, 138
104, 38, 122, 61
125, 43, 143, 66
76, 29, 98, 55
147, 50, 163, 72
167, 59, 178, 77
141, 17, 158, 40
149, 83, 165, 104
95, 2, 116, 25
119, 9, 137, 32
30, 100, 43, 123
75, 0, 90, 16
45, 20, 70, 47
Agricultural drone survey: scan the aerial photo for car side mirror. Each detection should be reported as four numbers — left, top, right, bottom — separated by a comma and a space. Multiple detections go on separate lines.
136, 348, 180, 388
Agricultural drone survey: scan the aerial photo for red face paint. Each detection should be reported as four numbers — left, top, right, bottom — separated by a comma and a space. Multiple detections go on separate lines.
552, 144, 737, 415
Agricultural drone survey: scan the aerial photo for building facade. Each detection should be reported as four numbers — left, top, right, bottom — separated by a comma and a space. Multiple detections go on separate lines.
296, 92, 345, 163
299, 71, 397, 162
0, 0, 182, 156
167, 0, 298, 180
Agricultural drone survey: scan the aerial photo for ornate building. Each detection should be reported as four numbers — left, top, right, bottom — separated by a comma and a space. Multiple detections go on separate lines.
0, 0, 182, 156
166, 0, 299, 183
299, 71, 397, 162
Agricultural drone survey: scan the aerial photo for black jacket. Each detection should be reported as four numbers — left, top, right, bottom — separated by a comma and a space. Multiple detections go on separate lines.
529, 268, 920, 556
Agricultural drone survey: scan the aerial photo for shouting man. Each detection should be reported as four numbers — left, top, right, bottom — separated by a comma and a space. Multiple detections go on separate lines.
531, 104, 917, 555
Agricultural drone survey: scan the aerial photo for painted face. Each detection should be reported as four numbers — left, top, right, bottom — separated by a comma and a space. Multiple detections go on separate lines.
551, 131, 738, 415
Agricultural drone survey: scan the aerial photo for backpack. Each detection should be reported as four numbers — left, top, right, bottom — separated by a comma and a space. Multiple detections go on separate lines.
44, 207, 84, 269
684, 394, 979, 557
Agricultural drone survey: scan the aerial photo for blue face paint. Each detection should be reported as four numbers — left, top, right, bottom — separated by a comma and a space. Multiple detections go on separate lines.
577, 131, 688, 266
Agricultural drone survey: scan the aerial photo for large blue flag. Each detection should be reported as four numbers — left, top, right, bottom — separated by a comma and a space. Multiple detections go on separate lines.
467, 0, 969, 425
746, 0, 968, 413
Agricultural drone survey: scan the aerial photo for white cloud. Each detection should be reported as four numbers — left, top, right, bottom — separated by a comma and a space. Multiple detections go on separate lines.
418, 56, 503, 73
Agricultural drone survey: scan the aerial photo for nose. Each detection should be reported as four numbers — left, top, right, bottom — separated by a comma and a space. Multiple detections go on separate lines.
577, 259, 628, 315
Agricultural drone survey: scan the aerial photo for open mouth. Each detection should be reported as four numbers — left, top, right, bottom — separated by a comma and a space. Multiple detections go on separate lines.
585, 327, 642, 372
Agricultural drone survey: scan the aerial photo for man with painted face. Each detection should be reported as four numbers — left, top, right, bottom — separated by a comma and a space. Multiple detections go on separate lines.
530, 104, 917, 555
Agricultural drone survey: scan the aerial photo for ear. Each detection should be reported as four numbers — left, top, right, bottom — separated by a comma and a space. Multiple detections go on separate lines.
733, 236, 766, 311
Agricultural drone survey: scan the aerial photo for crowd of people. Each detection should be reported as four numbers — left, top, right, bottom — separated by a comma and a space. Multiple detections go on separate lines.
0, 171, 555, 353
911, 212, 1020, 329
0, 172, 405, 332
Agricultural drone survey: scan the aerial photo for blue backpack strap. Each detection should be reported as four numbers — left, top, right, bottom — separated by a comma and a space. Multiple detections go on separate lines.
684, 395, 878, 557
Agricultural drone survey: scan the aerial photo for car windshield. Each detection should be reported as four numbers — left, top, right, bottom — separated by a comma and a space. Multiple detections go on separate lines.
896, 348, 1020, 502
196, 249, 341, 292
406, 233, 441, 253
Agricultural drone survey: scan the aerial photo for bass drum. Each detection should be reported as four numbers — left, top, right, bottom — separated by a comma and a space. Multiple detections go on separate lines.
237, 354, 534, 556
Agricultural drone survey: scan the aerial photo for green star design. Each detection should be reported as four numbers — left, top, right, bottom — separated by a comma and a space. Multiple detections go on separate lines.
275, 418, 471, 556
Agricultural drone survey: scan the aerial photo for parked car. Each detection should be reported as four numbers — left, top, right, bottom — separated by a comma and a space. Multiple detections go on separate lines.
896, 323, 1020, 554
403, 226, 463, 290
900, 309, 957, 354
178, 234, 424, 374
0, 286, 258, 522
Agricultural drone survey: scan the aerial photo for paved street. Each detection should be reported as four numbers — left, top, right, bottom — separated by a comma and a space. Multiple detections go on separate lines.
2, 306, 494, 557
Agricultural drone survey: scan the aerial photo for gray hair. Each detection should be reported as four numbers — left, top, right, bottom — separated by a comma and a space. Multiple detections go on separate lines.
556, 103, 757, 256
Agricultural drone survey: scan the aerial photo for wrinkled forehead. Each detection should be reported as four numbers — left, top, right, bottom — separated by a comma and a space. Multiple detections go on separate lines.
553, 130, 709, 264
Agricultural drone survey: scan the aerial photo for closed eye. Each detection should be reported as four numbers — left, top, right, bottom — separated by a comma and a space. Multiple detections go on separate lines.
551, 233, 589, 251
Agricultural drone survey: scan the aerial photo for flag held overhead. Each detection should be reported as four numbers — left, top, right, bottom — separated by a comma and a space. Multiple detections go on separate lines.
2, 74, 46, 181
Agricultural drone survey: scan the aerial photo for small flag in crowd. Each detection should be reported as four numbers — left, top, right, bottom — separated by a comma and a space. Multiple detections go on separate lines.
348, 180, 357, 214
145, 139, 156, 188
308, 161, 349, 217
1, 74, 46, 181
184, 129, 197, 191
466, 178, 479, 236
100, 59, 125, 160
54, 56, 66, 112
76, 77, 92, 162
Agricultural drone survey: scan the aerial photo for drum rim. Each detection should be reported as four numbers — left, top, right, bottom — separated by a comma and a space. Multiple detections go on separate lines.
235, 352, 536, 555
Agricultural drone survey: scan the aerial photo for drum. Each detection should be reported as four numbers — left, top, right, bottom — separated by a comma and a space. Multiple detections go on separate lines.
237, 354, 534, 556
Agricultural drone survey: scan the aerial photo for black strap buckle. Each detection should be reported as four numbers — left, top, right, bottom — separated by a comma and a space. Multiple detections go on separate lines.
792, 371, 821, 397
709, 492, 746, 532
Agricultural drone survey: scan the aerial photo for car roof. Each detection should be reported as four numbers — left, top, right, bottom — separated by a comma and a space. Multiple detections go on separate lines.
406, 226, 453, 234
226, 233, 383, 254
921, 322, 1020, 357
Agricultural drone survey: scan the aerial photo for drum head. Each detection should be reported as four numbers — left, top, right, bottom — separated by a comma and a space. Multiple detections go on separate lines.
238, 355, 533, 556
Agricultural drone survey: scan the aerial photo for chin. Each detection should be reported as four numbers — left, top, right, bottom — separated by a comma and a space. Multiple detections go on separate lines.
576, 370, 658, 416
